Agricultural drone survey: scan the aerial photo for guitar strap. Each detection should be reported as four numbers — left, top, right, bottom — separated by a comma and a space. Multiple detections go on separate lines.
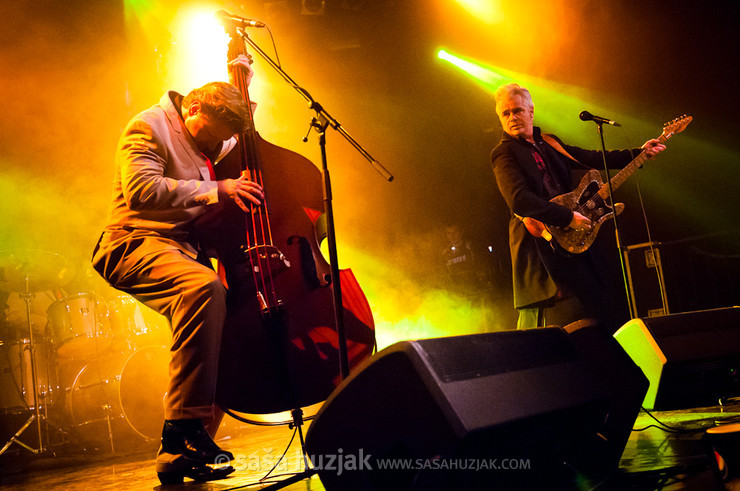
541, 133, 581, 164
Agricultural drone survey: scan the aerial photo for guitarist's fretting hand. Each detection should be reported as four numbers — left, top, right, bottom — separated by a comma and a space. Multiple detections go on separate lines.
565, 138, 665, 232
641, 138, 666, 158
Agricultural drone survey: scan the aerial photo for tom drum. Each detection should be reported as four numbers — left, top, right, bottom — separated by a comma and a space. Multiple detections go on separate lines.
47, 293, 112, 358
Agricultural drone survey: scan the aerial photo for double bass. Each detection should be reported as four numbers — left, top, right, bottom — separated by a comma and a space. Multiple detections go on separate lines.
195, 27, 376, 415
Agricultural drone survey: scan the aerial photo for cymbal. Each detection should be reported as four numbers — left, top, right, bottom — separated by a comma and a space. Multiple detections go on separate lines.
0, 249, 74, 293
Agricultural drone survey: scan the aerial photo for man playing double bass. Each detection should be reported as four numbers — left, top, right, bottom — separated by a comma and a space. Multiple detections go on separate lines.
92, 55, 262, 484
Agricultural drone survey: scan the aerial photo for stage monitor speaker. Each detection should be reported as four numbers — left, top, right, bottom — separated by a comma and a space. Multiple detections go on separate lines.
614, 306, 740, 410
305, 326, 648, 490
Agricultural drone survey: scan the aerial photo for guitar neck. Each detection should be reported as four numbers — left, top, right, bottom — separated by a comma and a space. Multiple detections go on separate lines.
597, 133, 669, 200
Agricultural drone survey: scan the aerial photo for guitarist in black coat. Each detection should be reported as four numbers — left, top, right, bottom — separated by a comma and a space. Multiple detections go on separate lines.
490, 83, 665, 333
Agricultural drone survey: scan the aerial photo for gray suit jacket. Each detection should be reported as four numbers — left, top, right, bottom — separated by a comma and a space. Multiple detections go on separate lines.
92, 91, 236, 281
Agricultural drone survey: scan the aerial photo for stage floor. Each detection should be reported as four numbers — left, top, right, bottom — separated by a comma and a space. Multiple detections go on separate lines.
1, 401, 739, 490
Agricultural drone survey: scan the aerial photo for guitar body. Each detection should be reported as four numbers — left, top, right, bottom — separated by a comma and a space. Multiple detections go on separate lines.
546, 170, 623, 254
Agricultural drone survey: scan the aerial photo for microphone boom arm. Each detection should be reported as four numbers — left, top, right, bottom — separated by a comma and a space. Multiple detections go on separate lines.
235, 27, 394, 182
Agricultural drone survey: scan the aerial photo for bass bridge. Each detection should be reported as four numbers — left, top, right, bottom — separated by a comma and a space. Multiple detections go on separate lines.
240, 244, 291, 277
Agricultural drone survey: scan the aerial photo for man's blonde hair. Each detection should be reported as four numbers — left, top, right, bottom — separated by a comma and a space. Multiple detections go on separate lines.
494, 83, 534, 113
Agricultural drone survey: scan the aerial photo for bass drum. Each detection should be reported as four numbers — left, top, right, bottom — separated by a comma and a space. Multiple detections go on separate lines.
63, 345, 169, 450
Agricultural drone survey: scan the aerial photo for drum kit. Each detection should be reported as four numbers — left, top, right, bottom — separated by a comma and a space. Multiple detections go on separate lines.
0, 249, 170, 457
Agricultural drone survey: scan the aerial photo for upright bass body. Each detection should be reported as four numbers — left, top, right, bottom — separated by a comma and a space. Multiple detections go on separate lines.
206, 133, 376, 415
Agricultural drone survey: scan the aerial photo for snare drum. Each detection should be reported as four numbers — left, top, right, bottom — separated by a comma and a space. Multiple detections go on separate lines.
64, 345, 169, 449
0, 339, 57, 413
47, 293, 112, 358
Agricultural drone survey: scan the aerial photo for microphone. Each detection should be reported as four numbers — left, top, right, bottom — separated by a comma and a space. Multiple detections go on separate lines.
215, 10, 266, 28
579, 110, 621, 127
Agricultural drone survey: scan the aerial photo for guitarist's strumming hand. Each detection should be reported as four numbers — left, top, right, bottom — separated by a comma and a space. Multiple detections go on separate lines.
568, 211, 592, 232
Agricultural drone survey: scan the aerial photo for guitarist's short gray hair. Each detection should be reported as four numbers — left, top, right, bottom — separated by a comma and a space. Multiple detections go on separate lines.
494, 83, 534, 112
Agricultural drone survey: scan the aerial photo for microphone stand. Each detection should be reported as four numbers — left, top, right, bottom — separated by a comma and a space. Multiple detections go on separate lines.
232, 27, 393, 376
592, 122, 635, 319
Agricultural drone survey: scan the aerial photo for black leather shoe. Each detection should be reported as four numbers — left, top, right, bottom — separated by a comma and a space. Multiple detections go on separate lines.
158, 464, 235, 485
160, 419, 234, 464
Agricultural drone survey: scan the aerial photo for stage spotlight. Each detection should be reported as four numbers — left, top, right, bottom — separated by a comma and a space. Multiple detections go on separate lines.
437, 49, 506, 89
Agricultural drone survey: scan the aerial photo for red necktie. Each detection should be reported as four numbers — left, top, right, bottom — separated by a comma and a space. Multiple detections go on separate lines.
201, 153, 216, 180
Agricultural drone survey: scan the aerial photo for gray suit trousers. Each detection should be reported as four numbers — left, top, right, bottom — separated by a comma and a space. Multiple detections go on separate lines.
92, 228, 226, 420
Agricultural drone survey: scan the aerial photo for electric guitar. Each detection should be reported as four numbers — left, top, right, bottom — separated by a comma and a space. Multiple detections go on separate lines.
521, 115, 692, 254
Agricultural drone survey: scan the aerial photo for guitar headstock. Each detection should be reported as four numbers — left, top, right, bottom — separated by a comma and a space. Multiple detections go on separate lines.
661, 115, 692, 139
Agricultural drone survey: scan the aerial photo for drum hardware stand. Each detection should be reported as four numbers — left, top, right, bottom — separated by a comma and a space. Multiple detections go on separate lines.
102, 401, 117, 454
0, 274, 48, 456
0, 274, 78, 457
94, 297, 119, 454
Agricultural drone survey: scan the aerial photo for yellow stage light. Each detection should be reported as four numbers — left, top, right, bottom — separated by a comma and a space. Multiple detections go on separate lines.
169, 8, 231, 90
452, 0, 504, 25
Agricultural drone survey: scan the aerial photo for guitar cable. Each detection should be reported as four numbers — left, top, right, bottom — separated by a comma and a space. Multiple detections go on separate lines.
633, 173, 669, 313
